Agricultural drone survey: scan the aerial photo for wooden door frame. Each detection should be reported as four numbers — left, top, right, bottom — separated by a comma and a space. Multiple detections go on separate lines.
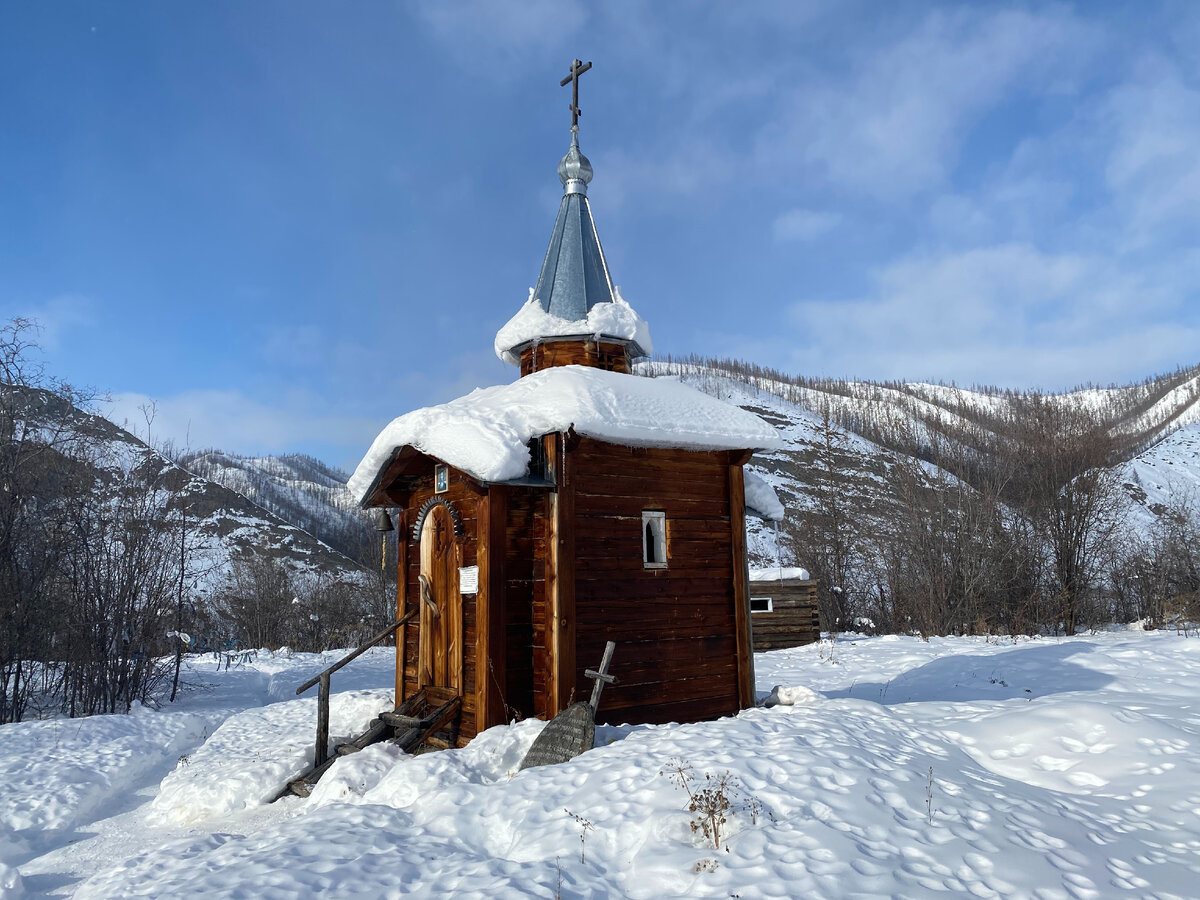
418, 504, 463, 692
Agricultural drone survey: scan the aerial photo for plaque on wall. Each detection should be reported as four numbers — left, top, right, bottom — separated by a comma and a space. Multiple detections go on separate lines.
459, 565, 479, 594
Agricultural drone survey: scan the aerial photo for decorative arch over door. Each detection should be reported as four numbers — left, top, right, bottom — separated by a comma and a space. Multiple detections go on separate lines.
418, 502, 462, 691
411, 496, 465, 542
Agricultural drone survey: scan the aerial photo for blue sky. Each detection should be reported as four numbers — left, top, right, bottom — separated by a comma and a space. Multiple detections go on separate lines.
3, 1, 1199, 472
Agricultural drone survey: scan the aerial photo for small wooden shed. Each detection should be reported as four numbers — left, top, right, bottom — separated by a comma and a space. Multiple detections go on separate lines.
349, 123, 782, 745
747, 567, 821, 651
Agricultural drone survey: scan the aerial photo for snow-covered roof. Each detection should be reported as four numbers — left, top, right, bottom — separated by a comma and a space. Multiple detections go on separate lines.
350, 365, 781, 504
494, 287, 653, 366
750, 566, 812, 582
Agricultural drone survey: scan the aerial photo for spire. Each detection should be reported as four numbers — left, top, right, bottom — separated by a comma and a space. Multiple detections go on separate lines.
493, 60, 653, 370
533, 127, 614, 321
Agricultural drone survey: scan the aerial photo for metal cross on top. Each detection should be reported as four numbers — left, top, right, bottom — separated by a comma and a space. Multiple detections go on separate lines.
560, 58, 593, 129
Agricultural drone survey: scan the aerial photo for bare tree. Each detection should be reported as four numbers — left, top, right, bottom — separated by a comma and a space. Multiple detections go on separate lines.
1005, 394, 1127, 634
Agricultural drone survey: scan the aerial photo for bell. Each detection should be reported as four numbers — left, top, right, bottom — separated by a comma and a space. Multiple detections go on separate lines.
374, 508, 395, 533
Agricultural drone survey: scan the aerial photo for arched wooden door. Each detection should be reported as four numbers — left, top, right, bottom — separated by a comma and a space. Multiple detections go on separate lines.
418, 504, 461, 691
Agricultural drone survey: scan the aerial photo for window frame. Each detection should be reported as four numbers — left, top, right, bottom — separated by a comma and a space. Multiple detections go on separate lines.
641, 510, 668, 569
750, 596, 774, 614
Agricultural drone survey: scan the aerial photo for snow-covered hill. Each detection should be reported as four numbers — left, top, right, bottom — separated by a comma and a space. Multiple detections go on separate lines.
646, 359, 1200, 543
639, 367, 972, 568
1121, 423, 1200, 525
20, 386, 369, 588
174, 449, 373, 562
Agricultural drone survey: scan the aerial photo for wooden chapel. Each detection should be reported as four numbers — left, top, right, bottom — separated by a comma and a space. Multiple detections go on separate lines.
349, 62, 782, 746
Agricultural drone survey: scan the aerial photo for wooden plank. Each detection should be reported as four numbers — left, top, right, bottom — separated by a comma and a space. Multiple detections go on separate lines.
475, 487, 505, 731
396, 514, 409, 706
594, 672, 738, 708
574, 492, 729, 519
596, 691, 742, 727
729, 463, 755, 711
549, 433, 576, 716
574, 473, 728, 502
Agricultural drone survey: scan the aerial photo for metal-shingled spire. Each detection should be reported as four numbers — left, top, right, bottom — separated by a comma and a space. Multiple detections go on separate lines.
532, 125, 616, 321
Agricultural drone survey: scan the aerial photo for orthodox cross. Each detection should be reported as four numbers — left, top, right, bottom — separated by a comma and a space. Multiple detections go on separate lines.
585, 640, 617, 714
560, 58, 593, 129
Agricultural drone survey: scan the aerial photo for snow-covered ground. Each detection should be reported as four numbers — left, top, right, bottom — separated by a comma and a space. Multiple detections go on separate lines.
3, 631, 1200, 898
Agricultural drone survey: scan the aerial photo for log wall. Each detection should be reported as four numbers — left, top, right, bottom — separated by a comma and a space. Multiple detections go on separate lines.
568, 438, 747, 725
748, 580, 820, 651
518, 340, 631, 376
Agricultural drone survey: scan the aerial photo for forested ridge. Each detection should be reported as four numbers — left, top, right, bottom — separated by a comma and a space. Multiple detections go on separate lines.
648, 354, 1200, 640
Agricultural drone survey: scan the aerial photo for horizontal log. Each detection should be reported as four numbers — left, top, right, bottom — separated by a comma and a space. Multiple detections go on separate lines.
574, 575, 738, 596
574, 493, 729, 519
596, 693, 741, 726
573, 515, 733, 540
575, 473, 727, 502
576, 652, 737, 687
596, 673, 739, 709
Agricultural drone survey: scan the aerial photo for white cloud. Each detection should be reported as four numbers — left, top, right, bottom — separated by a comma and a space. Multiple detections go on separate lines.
1102, 60, 1200, 240
785, 243, 1200, 389
102, 389, 382, 460
759, 8, 1096, 199
772, 208, 841, 243
409, 0, 588, 68
19, 295, 95, 350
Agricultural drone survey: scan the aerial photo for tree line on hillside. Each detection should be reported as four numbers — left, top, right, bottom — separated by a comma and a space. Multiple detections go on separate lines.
0, 320, 394, 724
653, 355, 1200, 637
172, 448, 376, 562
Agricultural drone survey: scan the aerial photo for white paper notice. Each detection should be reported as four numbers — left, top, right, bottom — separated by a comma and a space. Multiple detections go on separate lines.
459, 566, 479, 594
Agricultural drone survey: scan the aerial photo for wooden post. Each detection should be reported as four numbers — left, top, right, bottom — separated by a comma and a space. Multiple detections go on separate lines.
546, 431, 577, 715
728, 459, 756, 710
476, 487, 508, 731
396, 512, 409, 706
316, 672, 330, 768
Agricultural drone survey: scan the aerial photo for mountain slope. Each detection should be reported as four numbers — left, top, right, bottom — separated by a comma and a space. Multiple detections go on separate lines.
174, 449, 373, 563
14, 384, 369, 588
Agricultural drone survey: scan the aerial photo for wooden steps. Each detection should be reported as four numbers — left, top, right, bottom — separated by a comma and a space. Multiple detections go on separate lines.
279, 686, 462, 800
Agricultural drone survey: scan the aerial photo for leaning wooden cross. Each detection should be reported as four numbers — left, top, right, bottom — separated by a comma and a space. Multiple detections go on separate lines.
519, 641, 616, 770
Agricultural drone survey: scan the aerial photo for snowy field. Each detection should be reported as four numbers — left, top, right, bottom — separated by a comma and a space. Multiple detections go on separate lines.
3, 630, 1199, 899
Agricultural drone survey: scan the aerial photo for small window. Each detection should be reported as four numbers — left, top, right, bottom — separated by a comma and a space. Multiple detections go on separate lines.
642, 511, 667, 568
750, 597, 773, 614
434, 464, 449, 493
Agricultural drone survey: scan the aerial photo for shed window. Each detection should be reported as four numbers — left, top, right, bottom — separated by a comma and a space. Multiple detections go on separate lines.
642, 511, 667, 568
750, 597, 773, 613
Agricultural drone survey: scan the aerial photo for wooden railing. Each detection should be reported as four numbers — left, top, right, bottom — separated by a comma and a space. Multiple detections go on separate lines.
297, 607, 418, 768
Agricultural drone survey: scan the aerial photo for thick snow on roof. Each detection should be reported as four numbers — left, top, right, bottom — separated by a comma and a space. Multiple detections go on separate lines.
494, 288, 653, 366
350, 365, 781, 503
744, 469, 784, 521
750, 565, 812, 581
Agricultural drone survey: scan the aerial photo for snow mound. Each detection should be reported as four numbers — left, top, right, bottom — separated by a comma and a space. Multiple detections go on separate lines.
0, 707, 207, 833
494, 287, 653, 365
762, 685, 821, 707
0, 861, 23, 898
150, 688, 392, 826
350, 365, 781, 503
